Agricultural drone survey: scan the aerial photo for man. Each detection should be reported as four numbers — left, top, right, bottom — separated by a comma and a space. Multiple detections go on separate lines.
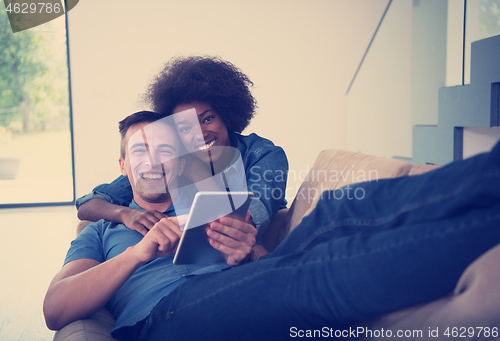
43, 111, 257, 339
45, 110, 500, 340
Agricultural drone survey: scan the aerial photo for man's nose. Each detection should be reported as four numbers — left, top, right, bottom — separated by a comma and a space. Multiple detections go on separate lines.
146, 151, 162, 167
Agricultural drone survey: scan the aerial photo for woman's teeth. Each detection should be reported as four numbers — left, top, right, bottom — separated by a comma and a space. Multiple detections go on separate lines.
198, 140, 215, 151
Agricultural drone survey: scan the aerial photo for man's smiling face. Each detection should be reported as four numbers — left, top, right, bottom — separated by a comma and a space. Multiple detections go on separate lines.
119, 120, 184, 206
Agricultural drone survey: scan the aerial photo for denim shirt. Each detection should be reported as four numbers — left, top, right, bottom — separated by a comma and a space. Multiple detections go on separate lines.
76, 132, 288, 239
65, 200, 230, 338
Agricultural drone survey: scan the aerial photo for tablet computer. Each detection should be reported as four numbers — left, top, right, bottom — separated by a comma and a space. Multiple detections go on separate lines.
173, 191, 253, 265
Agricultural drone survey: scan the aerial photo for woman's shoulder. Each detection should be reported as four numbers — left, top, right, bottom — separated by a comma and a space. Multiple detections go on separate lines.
232, 132, 282, 154
232, 132, 287, 166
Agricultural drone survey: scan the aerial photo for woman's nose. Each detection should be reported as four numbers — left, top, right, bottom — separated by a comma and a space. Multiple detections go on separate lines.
195, 128, 208, 141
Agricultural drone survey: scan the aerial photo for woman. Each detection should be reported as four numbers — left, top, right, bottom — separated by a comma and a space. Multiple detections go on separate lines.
76, 56, 288, 259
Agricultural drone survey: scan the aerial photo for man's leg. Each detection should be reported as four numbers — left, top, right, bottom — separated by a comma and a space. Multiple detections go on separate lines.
272, 140, 500, 257
139, 143, 500, 341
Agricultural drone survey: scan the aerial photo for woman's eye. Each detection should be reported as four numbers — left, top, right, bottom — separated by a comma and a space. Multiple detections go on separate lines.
159, 149, 173, 156
202, 116, 214, 124
178, 126, 191, 134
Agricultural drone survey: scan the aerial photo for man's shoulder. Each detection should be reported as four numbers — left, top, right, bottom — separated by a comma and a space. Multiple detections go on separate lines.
67, 220, 135, 264
80, 219, 122, 237
90, 219, 121, 229
65, 220, 112, 265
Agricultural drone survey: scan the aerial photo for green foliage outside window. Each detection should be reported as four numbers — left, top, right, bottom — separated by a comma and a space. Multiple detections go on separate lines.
479, 0, 500, 36
0, 10, 69, 135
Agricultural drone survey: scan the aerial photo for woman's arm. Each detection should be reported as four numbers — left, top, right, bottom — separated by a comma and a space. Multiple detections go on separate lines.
245, 145, 289, 233
78, 199, 165, 236
76, 176, 165, 235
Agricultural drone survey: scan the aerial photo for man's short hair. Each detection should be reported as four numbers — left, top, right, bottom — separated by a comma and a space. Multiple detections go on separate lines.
119, 111, 166, 158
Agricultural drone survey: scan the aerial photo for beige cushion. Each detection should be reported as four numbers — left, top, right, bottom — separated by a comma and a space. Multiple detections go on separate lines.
54, 307, 117, 341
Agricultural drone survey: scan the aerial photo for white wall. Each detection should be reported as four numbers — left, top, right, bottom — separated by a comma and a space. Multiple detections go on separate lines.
346, 0, 412, 159
463, 127, 500, 158
68, 0, 389, 202
346, 0, 462, 161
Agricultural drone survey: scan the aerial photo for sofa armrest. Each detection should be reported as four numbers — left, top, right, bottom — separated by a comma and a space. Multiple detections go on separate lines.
54, 307, 117, 341
354, 243, 500, 340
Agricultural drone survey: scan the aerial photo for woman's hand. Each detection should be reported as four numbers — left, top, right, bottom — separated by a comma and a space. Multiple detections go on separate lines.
207, 211, 258, 266
120, 207, 166, 236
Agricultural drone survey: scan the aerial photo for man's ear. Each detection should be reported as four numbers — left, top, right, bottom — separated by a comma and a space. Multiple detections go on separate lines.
119, 158, 127, 176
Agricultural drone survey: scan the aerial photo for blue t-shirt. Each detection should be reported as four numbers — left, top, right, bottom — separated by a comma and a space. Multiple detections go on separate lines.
64, 200, 230, 339
75, 132, 288, 239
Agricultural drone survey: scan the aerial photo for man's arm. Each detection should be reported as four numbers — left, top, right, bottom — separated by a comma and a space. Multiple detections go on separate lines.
43, 217, 182, 330
43, 251, 141, 330
78, 198, 166, 236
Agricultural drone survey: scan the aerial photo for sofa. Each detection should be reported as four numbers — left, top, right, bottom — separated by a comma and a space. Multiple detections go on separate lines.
54, 148, 500, 340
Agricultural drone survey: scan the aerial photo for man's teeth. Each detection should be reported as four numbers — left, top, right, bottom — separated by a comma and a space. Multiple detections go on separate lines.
198, 140, 215, 151
142, 173, 162, 180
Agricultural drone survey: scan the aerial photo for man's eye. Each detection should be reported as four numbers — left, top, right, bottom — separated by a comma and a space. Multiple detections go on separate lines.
131, 148, 146, 154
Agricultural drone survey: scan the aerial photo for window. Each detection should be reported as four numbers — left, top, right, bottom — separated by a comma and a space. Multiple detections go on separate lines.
0, 6, 73, 206
464, 0, 500, 84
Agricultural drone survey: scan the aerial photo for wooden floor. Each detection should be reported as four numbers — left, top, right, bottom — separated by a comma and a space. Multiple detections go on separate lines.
0, 206, 78, 341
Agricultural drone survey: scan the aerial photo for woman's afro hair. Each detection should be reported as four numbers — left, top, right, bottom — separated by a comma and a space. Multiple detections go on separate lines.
146, 56, 257, 133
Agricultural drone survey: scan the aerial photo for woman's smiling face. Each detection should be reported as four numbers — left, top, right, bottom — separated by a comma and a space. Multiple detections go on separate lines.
172, 101, 231, 164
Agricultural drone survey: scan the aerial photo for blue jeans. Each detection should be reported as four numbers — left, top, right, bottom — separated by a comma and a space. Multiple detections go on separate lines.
138, 142, 500, 341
